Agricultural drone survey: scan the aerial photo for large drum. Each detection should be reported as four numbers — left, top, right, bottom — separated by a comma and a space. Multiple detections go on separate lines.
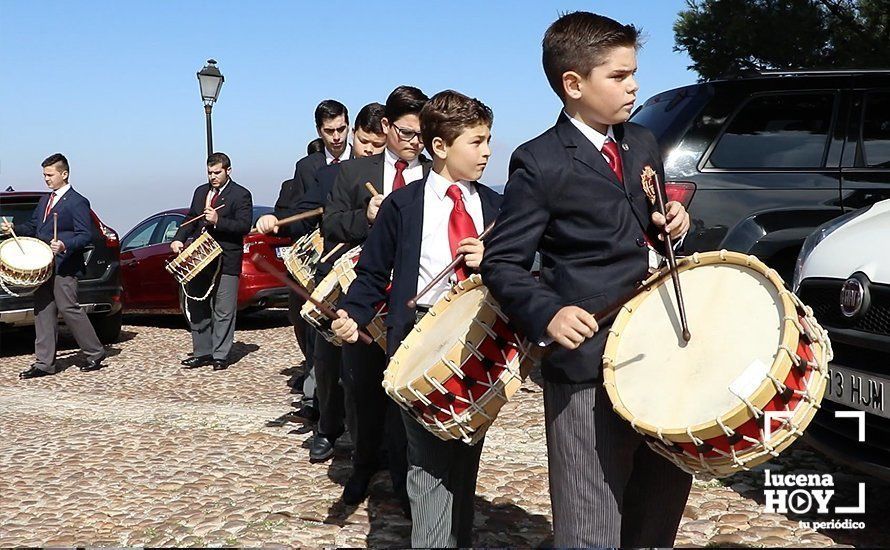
384, 275, 540, 444
602, 250, 831, 478
284, 228, 324, 292
165, 231, 222, 285
0, 237, 54, 295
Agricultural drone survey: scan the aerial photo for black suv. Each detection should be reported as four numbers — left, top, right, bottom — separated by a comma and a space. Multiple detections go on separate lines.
631, 69, 890, 281
0, 190, 123, 344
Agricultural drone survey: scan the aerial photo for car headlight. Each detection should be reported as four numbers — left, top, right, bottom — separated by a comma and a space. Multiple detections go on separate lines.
792, 206, 872, 293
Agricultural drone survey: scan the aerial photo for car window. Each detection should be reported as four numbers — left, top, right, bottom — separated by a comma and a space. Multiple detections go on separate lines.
862, 92, 890, 168
708, 92, 835, 169
0, 198, 40, 226
121, 218, 161, 251
158, 215, 183, 244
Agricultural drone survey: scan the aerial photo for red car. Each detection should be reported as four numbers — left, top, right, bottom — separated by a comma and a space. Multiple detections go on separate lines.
120, 206, 291, 314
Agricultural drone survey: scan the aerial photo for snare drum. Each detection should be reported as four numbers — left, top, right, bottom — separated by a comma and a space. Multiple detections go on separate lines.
284, 228, 324, 292
0, 237, 54, 294
384, 275, 540, 444
165, 231, 222, 285
602, 250, 831, 478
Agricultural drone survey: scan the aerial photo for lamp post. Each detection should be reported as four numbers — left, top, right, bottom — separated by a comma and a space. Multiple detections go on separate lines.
196, 59, 224, 157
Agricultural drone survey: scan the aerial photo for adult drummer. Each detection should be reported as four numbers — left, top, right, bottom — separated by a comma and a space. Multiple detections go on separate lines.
479, 13, 691, 547
1, 153, 107, 378
171, 152, 253, 371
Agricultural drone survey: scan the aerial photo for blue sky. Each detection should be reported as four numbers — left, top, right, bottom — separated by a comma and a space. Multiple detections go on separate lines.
0, 0, 697, 234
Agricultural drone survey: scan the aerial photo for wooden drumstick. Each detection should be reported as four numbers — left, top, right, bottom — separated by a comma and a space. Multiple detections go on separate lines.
653, 174, 690, 342
251, 253, 373, 345
248, 207, 324, 235
53, 213, 58, 242
407, 221, 496, 309
180, 203, 226, 228
1, 216, 25, 254
592, 256, 693, 327
319, 242, 346, 263
365, 181, 381, 197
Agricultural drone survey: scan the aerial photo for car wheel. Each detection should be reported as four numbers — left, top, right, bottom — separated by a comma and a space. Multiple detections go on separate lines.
91, 310, 122, 344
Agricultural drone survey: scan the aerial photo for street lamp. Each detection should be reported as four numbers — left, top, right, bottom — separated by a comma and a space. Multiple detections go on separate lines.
197, 59, 224, 157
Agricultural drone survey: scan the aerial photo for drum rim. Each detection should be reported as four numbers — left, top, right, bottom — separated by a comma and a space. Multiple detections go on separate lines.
602, 250, 812, 443
0, 236, 54, 275
164, 232, 222, 284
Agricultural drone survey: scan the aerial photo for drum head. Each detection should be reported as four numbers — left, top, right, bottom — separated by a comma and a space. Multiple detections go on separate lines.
390, 285, 487, 389
608, 261, 785, 431
0, 237, 53, 270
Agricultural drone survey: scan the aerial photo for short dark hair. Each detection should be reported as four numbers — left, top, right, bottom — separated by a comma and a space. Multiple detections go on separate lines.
41, 153, 69, 173
307, 137, 325, 155
420, 90, 493, 153
314, 99, 349, 128
542, 11, 640, 100
354, 102, 385, 134
384, 86, 428, 124
207, 152, 231, 169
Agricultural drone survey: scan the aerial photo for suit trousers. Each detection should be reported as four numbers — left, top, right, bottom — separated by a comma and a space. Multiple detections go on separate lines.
402, 410, 484, 548
33, 274, 105, 372
543, 380, 692, 547
313, 333, 345, 438
184, 270, 239, 360
288, 290, 316, 406
341, 340, 408, 498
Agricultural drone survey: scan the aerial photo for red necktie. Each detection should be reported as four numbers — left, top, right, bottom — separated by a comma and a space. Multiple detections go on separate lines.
446, 185, 478, 281
208, 188, 219, 207
43, 192, 56, 222
602, 140, 624, 185
331, 157, 340, 165
392, 159, 408, 191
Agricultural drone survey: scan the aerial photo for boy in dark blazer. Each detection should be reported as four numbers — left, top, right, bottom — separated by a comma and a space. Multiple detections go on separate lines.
479, 12, 692, 548
2, 154, 107, 378
321, 86, 432, 511
172, 152, 253, 371
333, 90, 501, 548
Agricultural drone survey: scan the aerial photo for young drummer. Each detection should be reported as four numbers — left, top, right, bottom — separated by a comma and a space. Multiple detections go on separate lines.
479, 12, 692, 548
332, 90, 501, 548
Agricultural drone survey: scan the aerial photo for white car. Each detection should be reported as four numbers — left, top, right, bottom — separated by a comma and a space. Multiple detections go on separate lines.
794, 199, 890, 481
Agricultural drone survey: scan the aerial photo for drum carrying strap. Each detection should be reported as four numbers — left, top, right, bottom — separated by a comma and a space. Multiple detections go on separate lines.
180, 259, 222, 303
0, 277, 40, 297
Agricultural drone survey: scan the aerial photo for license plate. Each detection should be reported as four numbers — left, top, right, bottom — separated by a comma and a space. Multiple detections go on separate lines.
275, 247, 288, 259
826, 364, 889, 419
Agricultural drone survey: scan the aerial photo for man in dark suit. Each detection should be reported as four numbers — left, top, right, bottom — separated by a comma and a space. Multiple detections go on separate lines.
172, 152, 253, 371
259, 100, 350, 417
321, 85, 431, 510
332, 90, 501, 546
257, 102, 387, 462
479, 13, 691, 548
2, 153, 107, 378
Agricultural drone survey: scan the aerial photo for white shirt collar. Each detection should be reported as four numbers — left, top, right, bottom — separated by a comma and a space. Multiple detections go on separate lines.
211, 179, 229, 195
565, 111, 616, 151
427, 170, 475, 202
325, 143, 352, 164
384, 146, 420, 169
52, 183, 71, 198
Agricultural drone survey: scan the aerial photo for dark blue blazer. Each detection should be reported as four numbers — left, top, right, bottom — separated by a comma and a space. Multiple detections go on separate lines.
340, 174, 502, 357
479, 114, 668, 384
17, 188, 93, 276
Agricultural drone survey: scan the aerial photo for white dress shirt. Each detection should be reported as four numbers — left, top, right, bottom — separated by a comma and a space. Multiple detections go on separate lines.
382, 147, 424, 196
415, 171, 484, 307
325, 143, 352, 165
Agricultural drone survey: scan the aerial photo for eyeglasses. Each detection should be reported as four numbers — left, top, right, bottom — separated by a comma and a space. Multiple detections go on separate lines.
391, 123, 422, 142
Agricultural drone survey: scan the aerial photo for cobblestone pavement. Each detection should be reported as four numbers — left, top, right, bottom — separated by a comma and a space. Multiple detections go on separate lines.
1, 310, 888, 547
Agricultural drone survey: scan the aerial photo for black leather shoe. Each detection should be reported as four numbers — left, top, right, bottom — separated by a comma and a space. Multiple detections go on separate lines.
181, 355, 212, 369
212, 359, 228, 371
19, 365, 52, 379
295, 405, 319, 422
80, 352, 107, 372
309, 434, 335, 462
342, 469, 375, 505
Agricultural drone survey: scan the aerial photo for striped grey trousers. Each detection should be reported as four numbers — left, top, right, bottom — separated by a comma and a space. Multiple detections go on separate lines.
543, 380, 692, 547
401, 410, 485, 548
